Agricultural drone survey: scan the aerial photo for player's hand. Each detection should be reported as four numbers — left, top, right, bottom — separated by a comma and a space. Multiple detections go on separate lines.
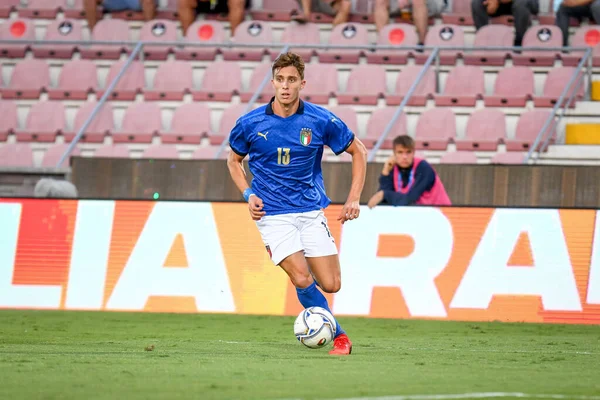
248, 195, 266, 221
382, 156, 395, 176
367, 191, 384, 209
338, 199, 360, 224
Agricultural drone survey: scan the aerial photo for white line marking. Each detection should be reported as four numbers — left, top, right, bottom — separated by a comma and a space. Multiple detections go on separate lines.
330, 393, 600, 400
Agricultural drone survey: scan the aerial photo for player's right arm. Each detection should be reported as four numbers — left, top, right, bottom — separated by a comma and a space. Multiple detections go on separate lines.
227, 118, 266, 221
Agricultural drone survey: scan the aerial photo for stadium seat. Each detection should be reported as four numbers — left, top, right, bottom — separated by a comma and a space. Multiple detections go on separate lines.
562, 26, 600, 67
175, 21, 224, 61
319, 23, 369, 64
48, 60, 98, 100
16, 101, 65, 142
93, 145, 130, 158
0, 0, 19, 18
64, 101, 114, 143
484, 67, 534, 107
439, 151, 478, 164
533, 67, 585, 107
416, 24, 464, 65
210, 104, 250, 145
366, 24, 418, 65
455, 109, 506, 151
18, 0, 62, 19
0, 143, 34, 167
145, 61, 193, 101
435, 66, 484, 106
0, 100, 18, 142
113, 103, 161, 143
328, 106, 359, 137
463, 25, 513, 66
513, 25, 562, 66
192, 145, 224, 160
31, 19, 82, 59
0, 19, 36, 58
139, 20, 178, 60
80, 19, 130, 60
415, 108, 456, 150
222, 21, 273, 61
364, 107, 408, 149
192, 61, 242, 102
41, 144, 81, 168
349, 0, 375, 23
240, 63, 275, 102
337, 64, 387, 105
63, 0, 86, 19
387, 65, 436, 106
491, 152, 527, 164
141, 145, 180, 159
1, 59, 50, 99
96, 61, 145, 101
441, 0, 474, 25
505, 110, 555, 151
156, 0, 179, 20
251, 0, 300, 21
275, 22, 320, 61
301, 63, 338, 104
161, 103, 211, 144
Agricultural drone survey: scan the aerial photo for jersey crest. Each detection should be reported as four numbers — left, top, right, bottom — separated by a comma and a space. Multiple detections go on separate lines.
300, 128, 312, 146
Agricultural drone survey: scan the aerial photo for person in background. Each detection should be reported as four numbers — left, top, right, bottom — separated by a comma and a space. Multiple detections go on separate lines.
292, 0, 352, 26
471, 0, 538, 47
373, 0, 448, 47
178, 0, 250, 36
85, 0, 157, 31
367, 135, 451, 208
554, 0, 600, 46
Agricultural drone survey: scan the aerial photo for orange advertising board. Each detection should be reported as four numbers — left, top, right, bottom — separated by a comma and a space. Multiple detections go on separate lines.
0, 198, 599, 324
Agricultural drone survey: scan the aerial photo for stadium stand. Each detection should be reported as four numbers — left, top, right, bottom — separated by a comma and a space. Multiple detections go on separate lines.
0, 0, 598, 171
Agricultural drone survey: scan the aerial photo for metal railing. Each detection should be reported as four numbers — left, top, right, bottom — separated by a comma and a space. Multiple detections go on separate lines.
524, 48, 593, 164
0, 38, 594, 167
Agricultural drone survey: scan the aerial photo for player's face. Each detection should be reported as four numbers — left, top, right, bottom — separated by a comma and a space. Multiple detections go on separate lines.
271, 66, 305, 107
394, 145, 414, 168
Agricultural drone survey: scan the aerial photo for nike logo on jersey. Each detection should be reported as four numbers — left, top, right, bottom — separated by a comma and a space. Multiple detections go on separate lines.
257, 131, 269, 140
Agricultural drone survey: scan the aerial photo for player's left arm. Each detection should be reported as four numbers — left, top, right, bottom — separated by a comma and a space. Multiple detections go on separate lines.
338, 138, 367, 224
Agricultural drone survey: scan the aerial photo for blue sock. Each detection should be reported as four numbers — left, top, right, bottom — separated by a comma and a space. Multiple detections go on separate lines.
296, 281, 345, 338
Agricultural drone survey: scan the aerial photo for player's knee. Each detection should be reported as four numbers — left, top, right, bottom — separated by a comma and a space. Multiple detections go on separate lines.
320, 277, 341, 293
290, 272, 313, 289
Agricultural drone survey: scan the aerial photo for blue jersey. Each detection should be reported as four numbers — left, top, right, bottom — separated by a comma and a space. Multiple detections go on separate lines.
228, 98, 355, 216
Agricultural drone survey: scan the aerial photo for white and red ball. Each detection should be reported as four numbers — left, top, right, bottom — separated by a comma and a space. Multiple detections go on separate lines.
294, 306, 337, 349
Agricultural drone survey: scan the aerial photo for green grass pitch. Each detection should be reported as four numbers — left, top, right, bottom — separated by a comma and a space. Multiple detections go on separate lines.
0, 310, 598, 400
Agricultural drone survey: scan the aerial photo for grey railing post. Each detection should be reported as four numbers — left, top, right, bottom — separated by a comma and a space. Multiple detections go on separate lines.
367, 48, 440, 162
55, 41, 144, 168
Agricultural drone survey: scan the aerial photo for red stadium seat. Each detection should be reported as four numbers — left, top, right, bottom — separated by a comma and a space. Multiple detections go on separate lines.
364, 107, 408, 149
141, 145, 180, 159
513, 25, 562, 67
113, 103, 161, 143
32, 19, 83, 59
455, 109, 506, 151
337, 65, 387, 105
175, 21, 224, 61
96, 61, 145, 101
533, 67, 585, 108
328, 106, 359, 136
240, 63, 275, 103
387, 65, 436, 106
161, 103, 211, 145
301, 64, 338, 104
366, 24, 418, 65
64, 101, 114, 143
463, 25, 513, 66
193, 61, 242, 102
48, 60, 98, 100
275, 22, 320, 61
0, 143, 34, 167
0, 0, 19, 18
41, 144, 81, 168
505, 110, 555, 151
415, 108, 456, 150
441, 0, 474, 25
562, 26, 600, 67
210, 104, 250, 145
0, 100, 18, 142
416, 24, 464, 65
435, 66, 484, 106
94, 145, 130, 158
80, 19, 130, 60
145, 61, 193, 101
192, 145, 224, 160
222, 21, 273, 61
1, 59, 50, 99
139, 20, 178, 60
484, 67, 534, 107
16, 101, 65, 142
491, 152, 527, 164
439, 151, 478, 164
18, 0, 62, 19
251, 0, 300, 21
319, 23, 369, 64
0, 19, 36, 58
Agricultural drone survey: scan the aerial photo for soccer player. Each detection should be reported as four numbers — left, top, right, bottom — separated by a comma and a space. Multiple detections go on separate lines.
367, 134, 451, 208
226, 52, 368, 356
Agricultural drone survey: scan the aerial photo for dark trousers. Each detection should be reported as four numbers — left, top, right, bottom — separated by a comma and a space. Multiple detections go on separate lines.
471, 0, 539, 46
556, 0, 600, 46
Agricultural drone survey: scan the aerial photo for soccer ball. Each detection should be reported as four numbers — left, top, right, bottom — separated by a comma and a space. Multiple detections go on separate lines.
294, 306, 337, 349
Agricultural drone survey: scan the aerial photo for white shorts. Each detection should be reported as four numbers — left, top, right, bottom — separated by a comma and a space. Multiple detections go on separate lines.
255, 210, 338, 266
